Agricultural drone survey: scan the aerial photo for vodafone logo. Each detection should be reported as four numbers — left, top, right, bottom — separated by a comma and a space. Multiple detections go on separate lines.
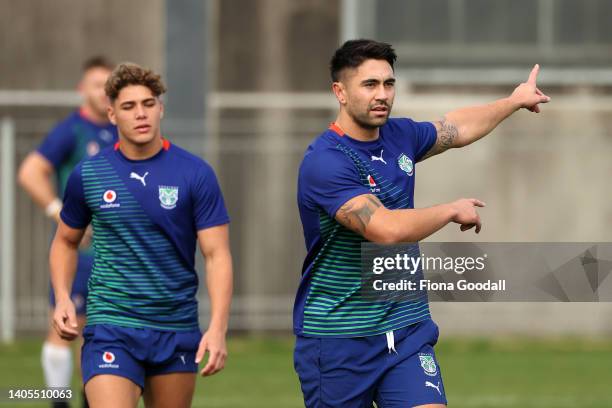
103, 190, 117, 203
102, 351, 115, 363
368, 174, 380, 193
368, 175, 376, 187
100, 190, 120, 209
99, 350, 119, 369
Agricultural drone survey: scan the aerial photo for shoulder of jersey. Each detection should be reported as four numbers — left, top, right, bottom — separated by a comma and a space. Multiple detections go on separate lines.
167, 142, 211, 169
80, 144, 114, 164
67, 110, 83, 123
301, 131, 350, 172
381, 117, 419, 142
382, 117, 406, 131
304, 128, 343, 155
50, 111, 81, 132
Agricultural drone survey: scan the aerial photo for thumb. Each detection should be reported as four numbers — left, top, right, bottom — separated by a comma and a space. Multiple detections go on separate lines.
195, 338, 208, 363
470, 199, 486, 207
67, 306, 78, 328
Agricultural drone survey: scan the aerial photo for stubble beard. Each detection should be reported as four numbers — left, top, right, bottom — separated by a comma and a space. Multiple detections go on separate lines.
349, 107, 391, 130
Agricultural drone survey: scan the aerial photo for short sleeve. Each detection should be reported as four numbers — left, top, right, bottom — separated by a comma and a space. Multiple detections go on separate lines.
60, 164, 91, 229
36, 120, 76, 169
298, 148, 370, 219
395, 118, 437, 162
192, 162, 230, 231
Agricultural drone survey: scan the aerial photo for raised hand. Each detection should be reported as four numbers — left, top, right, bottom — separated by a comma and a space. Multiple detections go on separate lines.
450, 198, 486, 234
510, 64, 551, 113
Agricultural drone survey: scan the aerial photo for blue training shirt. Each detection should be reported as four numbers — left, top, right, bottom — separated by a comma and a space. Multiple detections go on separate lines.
37, 109, 118, 198
295, 118, 437, 337
60, 139, 230, 331
37, 109, 117, 267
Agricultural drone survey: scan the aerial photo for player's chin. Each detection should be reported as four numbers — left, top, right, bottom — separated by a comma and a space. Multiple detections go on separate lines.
124, 131, 157, 145
367, 114, 389, 127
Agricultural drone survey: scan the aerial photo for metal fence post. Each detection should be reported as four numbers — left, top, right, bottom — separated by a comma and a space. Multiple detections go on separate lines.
1, 117, 16, 343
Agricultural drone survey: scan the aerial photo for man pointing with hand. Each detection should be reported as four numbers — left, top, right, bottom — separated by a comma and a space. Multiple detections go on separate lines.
294, 39, 550, 408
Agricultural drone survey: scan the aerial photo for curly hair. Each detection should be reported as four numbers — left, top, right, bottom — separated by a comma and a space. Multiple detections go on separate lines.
105, 63, 166, 102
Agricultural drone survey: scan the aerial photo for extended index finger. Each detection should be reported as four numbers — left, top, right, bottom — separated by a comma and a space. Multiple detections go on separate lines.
527, 64, 540, 85
470, 199, 486, 207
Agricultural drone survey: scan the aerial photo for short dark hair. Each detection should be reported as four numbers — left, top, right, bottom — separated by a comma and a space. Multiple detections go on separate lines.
330, 39, 397, 82
105, 63, 166, 102
82, 56, 114, 73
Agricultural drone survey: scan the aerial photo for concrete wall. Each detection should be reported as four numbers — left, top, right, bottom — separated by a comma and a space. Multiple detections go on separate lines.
407, 95, 612, 336
216, 0, 338, 92
0, 0, 164, 89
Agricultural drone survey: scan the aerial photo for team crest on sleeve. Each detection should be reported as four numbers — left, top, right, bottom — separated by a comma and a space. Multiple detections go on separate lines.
158, 185, 179, 209
397, 153, 414, 176
418, 353, 438, 376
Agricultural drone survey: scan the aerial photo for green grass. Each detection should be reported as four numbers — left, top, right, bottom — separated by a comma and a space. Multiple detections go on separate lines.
1, 336, 611, 407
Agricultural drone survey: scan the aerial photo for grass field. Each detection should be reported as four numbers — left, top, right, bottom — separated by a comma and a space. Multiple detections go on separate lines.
1, 336, 611, 408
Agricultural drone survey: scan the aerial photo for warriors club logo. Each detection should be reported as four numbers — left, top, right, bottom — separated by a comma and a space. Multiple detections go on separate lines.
397, 153, 414, 176
419, 353, 438, 377
158, 186, 179, 210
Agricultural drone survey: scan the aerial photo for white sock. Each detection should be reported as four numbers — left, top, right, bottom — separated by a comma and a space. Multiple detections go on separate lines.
41, 342, 73, 388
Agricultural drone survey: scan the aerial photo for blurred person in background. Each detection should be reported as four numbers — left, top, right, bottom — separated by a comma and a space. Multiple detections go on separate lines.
49, 63, 232, 408
294, 39, 550, 408
18, 56, 117, 408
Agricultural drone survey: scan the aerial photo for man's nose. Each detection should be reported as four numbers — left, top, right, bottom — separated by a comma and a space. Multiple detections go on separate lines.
375, 85, 389, 102
135, 104, 147, 118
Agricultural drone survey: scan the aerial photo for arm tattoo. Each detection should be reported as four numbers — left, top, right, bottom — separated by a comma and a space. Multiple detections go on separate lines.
421, 117, 459, 160
336, 194, 383, 235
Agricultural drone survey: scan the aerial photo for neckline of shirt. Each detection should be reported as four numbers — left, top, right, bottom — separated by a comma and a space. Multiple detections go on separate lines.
113, 138, 171, 163
328, 122, 383, 148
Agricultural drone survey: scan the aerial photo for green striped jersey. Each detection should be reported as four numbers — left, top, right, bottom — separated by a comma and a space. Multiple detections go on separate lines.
60, 140, 229, 330
295, 119, 437, 337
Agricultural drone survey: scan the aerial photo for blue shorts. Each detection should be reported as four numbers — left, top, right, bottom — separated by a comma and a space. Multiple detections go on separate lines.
294, 319, 447, 407
81, 324, 201, 389
49, 254, 92, 315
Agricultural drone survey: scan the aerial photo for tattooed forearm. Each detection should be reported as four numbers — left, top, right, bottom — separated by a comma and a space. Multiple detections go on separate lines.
421, 117, 459, 160
336, 194, 382, 235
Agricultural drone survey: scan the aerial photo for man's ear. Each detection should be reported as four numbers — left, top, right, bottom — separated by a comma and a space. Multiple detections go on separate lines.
159, 100, 164, 119
332, 81, 347, 105
107, 105, 117, 125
